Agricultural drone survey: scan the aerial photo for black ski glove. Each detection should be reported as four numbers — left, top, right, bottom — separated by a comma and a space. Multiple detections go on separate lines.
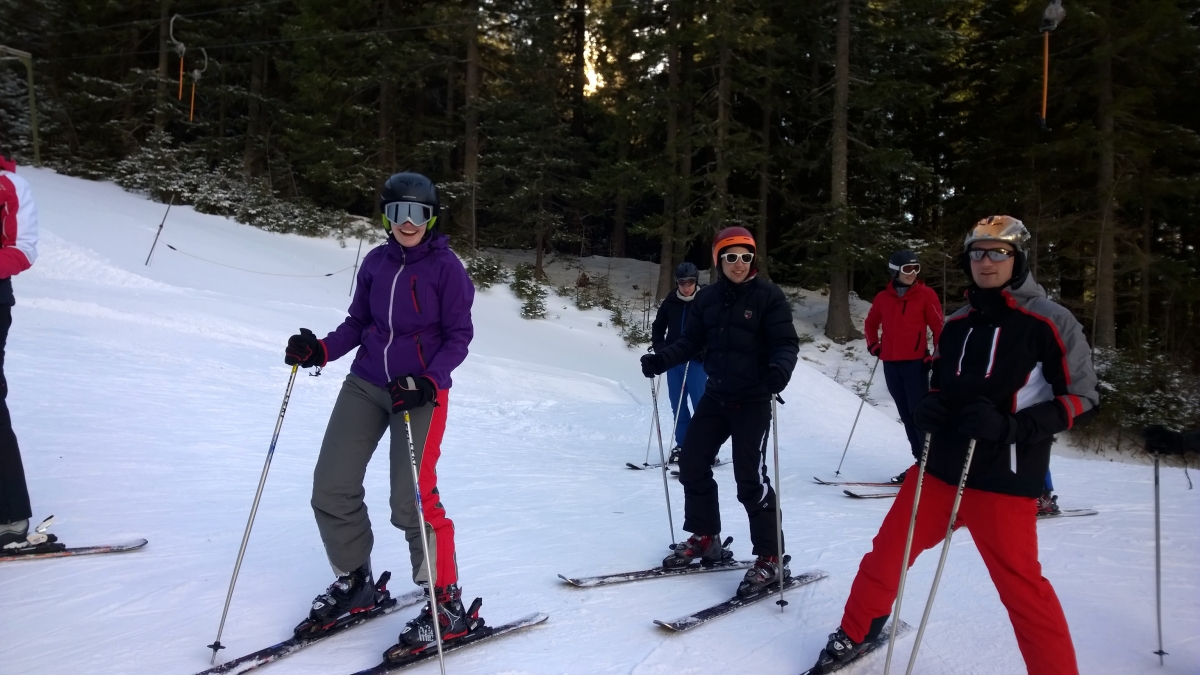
913, 395, 948, 434
386, 375, 438, 413
764, 364, 789, 394
868, 341, 882, 357
958, 397, 1016, 443
641, 353, 667, 378
285, 328, 326, 368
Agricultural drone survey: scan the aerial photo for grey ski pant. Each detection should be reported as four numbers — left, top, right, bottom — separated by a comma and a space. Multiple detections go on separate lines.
311, 373, 451, 585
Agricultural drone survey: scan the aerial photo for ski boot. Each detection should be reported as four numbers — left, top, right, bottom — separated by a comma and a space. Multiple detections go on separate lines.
889, 469, 908, 485
1037, 491, 1061, 516
386, 584, 483, 662
0, 519, 29, 548
736, 554, 791, 599
667, 446, 682, 465
293, 563, 382, 637
810, 617, 889, 673
662, 534, 732, 569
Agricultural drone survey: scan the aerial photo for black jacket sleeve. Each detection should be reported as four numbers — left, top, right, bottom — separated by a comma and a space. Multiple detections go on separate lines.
763, 285, 800, 378
651, 301, 670, 352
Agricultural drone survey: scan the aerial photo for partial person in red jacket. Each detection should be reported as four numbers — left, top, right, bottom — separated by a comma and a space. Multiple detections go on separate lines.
0, 151, 40, 548
863, 250, 943, 483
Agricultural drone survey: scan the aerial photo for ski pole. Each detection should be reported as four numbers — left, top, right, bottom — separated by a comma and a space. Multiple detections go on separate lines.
643, 374, 663, 466
883, 432, 932, 675
771, 395, 787, 611
835, 357, 880, 476
1153, 451, 1167, 665
667, 361, 691, 455
650, 377, 677, 547
904, 439, 977, 675
403, 405, 447, 675
207, 364, 299, 664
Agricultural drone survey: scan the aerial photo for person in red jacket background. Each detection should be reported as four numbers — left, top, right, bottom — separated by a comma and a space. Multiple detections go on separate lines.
864, 250, 943, 482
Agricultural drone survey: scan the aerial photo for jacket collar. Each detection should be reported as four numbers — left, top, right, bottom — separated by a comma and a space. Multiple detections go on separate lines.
384, 230, 448, 264
966, 272, 1046, 316
886, 278, 924, 297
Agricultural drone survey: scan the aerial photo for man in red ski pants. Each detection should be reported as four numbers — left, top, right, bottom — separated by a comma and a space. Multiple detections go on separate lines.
810, 216, 1098, 675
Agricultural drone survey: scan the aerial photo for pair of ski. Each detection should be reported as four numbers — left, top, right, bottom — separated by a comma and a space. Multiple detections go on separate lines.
626, 459, 729, 473
197, 572, 547, 675
0, 515, 148, 562
559, 538, 828, 632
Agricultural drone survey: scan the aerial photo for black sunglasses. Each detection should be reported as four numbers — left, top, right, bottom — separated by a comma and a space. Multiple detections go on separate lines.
967, 248, 1015, 262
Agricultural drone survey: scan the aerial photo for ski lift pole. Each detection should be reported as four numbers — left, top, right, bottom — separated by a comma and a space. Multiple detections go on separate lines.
145, 193, 175, 266
189, 48, 208, 122
169, 14, 186, 100
834, 356, 880, 476
1039, 0, 1066, 129
207, 364, 300, 664
0, 46, 40, 166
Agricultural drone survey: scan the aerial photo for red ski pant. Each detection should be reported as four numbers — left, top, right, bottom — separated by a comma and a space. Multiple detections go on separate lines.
840, 465, 1078, 675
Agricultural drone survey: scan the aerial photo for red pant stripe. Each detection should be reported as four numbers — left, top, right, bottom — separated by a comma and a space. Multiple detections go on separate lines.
418, 389, 457, 587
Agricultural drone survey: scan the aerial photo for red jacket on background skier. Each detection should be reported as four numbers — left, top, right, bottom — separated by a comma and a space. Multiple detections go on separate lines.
864, 279, 942, 362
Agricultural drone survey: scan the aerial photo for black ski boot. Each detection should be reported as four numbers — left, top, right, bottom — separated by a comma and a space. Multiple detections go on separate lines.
662, 534, 732, 569
0, 519, 29, 548
387, 584, 482, 661
810, 617, 888, 673
1037, 491, 1061, 516
889, 469, 907, 485
667, 446, 682, 464
736, 554, 790, 598
294, 563, 379, 636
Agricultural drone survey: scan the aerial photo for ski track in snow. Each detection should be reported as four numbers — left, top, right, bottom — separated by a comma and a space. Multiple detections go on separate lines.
0, 168, 1196, 675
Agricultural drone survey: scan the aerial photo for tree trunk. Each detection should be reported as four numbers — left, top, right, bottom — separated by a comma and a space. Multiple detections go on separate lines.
243, 53, 266, 176
657, 2, 682, 300
1140, 205, 1152, 329
154, 0, 171, 133
678, 36, 695, 280
611, 138, 628, 257
756, 60, 772, 281
462, 0, 481, 250
1094, 10, 1117, 349
378, 78, 394, 172
825, 0, 858, 343
443, 60, 455, 178
571, 0, 587, 138
715, 38, 731, 221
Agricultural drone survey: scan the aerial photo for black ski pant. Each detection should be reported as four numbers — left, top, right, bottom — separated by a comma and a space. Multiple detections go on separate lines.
677, 393, 782, 557
0, 305, 30, 524
883, 359, 928, 460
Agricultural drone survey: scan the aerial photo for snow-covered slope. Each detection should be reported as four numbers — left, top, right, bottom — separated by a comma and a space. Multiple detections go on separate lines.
1, 168, 1196, 675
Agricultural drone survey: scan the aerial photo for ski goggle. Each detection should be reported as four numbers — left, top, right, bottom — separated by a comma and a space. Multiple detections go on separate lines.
967, 247, 1016, 262
721, 252, 755, 264
898, 263, 920, 275
383, 201, 434, 227
677, 277, 697, 285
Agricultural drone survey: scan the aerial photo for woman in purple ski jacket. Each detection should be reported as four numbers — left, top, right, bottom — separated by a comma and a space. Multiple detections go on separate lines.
283, 172, 477, 656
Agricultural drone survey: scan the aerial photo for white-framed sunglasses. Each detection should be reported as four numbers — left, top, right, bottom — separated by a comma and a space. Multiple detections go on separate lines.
721, 252, 754, 264
383, 201, 434, 227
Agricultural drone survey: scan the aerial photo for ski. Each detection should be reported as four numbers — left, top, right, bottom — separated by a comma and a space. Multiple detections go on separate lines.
799, 621, 913, 674
559, 558, 753, 588
1038, 508, 1098, 520
0, 538, 147, 562
348, 612, 549, 675
814, 477, 900, 488
843, 490, 896, 499
653, 569, 828, 632
627, 462, 666, 470
196, 582, 424, 675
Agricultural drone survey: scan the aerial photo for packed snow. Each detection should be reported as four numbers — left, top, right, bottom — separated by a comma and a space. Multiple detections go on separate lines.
1, 167, 1196, 675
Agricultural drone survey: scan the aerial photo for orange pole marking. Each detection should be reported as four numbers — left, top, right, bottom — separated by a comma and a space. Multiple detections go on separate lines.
1041, 31, 1050, 121
190, 82, 196, 121
178, 58, 184, 100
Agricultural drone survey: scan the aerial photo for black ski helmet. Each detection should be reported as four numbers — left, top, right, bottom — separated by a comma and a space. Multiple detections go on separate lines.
674, 262, 699, 280
379, 172, 440, 229
888, 250, 919, 279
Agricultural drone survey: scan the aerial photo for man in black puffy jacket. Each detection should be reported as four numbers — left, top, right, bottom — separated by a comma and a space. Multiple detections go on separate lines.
641, 226, 799, 599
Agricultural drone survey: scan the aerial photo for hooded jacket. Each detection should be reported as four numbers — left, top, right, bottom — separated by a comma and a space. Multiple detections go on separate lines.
656, 273, 799, 403
925, 273, 1098, 497
651, 289, 702, 359
322, 231, 474, 390
864, 279, 943, 361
